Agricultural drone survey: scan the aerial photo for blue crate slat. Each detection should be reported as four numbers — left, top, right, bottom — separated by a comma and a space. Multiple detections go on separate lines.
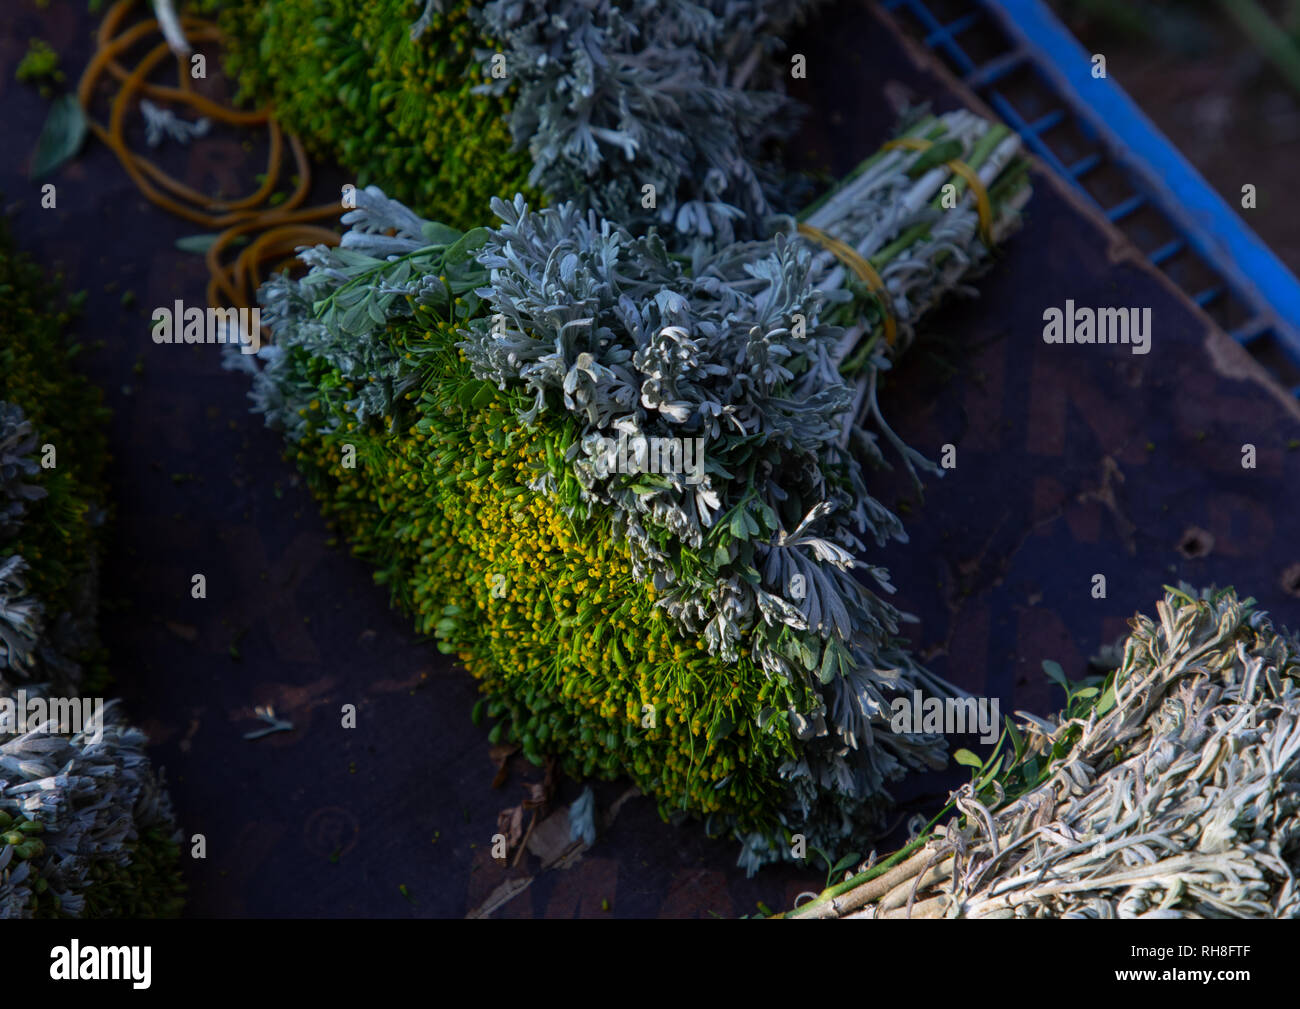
1067, 152, 1101, 178
896, 0, 978, 72
986, 91, 1081, 184
1193, 286, 1224, 308
1149, 239, 1185, 266
926, 10, 982, 47
1234, 321, 1272, 345
965, 50, 1025, 88
1026, 108, 1066, 134
1105, 194, 1146, 222
985, 0, 1300, 361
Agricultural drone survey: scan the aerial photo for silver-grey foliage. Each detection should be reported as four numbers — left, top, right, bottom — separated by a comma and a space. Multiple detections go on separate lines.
0, 400, 180, 918
0, 403, 46, 538
472, 0, 824, 245
0, 403, 95, 694
0, 688, 180, 918
0, 556, 42, 679
809, 587, 1300, 918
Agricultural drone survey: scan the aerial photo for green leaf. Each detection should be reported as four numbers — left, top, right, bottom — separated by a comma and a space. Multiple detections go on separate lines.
818, 641, 837, 684
953, 748, 982, 768
800, 639, 818, 672
340, 300, 370, 334
708, 714, 734, 742
366, 294, 389, 324
175, 233, 221, 254
421, 221, 462, 246
457, 381, 481, 408
829, 852, 861, 877
30, 94, 87, 178
444, 226, 489, 263
1096, 683, 1117, 716
976, 754, 1003, 793
908, 138, 964, 176
1041, 659, 1069, 690
1005, 715, 1025, 762
471, 383, 496, 409
1073, 686, 1099, 699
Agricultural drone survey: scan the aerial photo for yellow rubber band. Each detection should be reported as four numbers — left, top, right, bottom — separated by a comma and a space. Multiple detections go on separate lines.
882, 136, 994, 247
795, 221, 898, 349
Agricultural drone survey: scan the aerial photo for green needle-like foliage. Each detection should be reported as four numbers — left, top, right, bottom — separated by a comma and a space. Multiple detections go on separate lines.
200, 0, 536, 228
200, 0, 819, 240
0, 219, 108, 693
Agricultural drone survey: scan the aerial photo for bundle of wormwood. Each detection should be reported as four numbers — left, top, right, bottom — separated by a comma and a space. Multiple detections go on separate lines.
199, 0, 822, 241
788, 586, 1300, 918
0, 223, 184, 918
232, 109, 1030, 870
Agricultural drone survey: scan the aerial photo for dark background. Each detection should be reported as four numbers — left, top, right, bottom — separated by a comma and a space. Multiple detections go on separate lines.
2, 0, 1298, 916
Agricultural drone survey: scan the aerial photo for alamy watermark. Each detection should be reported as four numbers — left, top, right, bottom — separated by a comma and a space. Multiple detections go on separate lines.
890, 690, 1000, 744
586, 431, 707, 485
0, 690, 104, 743
1043, 300, 1150, 355
150, 300, 261, 354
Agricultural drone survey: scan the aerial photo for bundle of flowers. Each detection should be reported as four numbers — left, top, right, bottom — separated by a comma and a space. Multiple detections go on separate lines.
787, 586, 1300, 918
0, 226, 184, 918
232, 109, 1030, 870
199, 0, 821, 239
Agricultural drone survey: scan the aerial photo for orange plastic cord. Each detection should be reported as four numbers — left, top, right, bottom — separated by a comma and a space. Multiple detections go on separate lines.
77, 0, 340, 313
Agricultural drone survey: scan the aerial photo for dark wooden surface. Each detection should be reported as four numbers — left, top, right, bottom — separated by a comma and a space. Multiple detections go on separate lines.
2, 0, 1297, 917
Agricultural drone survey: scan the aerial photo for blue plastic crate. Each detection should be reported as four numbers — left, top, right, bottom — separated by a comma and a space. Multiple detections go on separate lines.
881, 0, 1300, 394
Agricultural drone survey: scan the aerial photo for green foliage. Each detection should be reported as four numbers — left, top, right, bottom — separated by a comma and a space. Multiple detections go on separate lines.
15, 39, 63, 86
0, 219, 109, 692
0, 219, 184, 918
75, 826, 185, 919
199, 0, 536, 227
201, 0, 819, 242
